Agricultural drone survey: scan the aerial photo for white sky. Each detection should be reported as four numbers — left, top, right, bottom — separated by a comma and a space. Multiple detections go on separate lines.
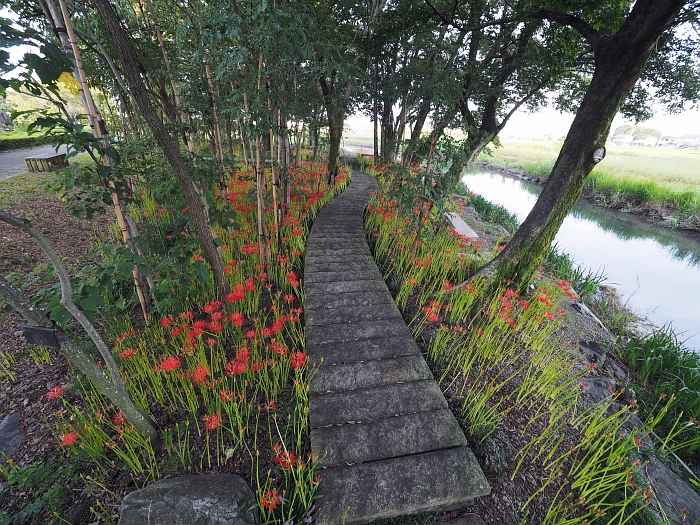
346, 104, 700, 139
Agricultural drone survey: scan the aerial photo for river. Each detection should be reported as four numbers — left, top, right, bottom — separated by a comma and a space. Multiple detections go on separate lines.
462, 170, 700, 350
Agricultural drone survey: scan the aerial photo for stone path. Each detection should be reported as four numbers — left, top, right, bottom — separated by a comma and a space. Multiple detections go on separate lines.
305, 170, 490, 525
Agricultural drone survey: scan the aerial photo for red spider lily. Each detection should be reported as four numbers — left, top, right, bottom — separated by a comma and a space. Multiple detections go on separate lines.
261, 488, 281, 511
273, 447, 296, 469
219, 389, 236, 402
113, 412, 127, 426
203, 414, 221, 431
268, 341, 288, 356
290, 352, 306, 372
285, 271, 300, 288
208, 321, 223, 333
427, 312, 440, 323
193, 365, 208, 386
233, 348, 248, 364
210, 311, 224, 321
61, 431, 78, 446
230, 312, 245, 327
170, 326, 184, 338
180, 311, 194, 321
283, 294, 295, 303
225, 360, 247, 376
160, 316, 174, 327
226, 284, 246, 303
206, 338, 218, 346
114, 329, 137, 345
245, 329, 257, 339
46, 385, 63, 400
251, 360, 264, 372
203, 300, 223, 314
160, 357, 181, 372
262, 399, 276, 411
442, 281, 453, 291
245, 278, 256, 292
194, 320, 208, 330
120, 348, 137, 360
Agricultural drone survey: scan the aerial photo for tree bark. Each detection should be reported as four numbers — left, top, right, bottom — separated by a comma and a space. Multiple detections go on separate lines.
471, 0, 686, 292
92, 0, 230, 299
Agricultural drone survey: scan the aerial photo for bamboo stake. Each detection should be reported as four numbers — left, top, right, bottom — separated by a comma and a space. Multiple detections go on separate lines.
57, 0, 150, 324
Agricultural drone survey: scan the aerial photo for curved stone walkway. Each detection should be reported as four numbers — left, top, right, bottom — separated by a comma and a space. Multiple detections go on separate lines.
305, 170, 490, 525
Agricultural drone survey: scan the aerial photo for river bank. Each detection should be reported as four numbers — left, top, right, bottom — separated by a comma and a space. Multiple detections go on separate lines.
474, 159, 700, 233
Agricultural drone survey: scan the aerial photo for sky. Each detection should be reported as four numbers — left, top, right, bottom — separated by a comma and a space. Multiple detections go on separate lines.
346, 104, 700, 140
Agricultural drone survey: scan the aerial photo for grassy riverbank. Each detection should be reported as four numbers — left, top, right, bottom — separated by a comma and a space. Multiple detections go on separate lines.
477, 141, 700, 229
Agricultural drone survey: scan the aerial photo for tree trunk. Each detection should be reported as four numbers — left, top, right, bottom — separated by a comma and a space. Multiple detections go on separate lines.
92, 0, 230, 299
471, 0, 685, 292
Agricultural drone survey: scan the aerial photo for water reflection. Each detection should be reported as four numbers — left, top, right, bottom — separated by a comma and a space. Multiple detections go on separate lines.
463, 171, 700, 349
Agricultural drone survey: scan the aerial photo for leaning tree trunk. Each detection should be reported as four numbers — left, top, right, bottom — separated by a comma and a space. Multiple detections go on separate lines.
92, 0, 230, 299
470, 0, 685, 293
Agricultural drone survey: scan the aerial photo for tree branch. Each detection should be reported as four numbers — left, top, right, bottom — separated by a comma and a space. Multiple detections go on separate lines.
532, 9, 601, 51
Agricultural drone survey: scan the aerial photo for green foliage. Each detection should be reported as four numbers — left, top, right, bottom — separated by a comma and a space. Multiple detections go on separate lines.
0, 133, 48, 151
0, 460, 76, 524
455, 181, 519, 234
619, 327, 700, 459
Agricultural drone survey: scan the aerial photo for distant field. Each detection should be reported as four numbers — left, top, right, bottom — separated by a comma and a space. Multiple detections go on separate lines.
479, 141, 700, 195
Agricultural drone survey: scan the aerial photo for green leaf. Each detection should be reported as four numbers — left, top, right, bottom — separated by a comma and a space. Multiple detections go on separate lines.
79, 297, 98, 311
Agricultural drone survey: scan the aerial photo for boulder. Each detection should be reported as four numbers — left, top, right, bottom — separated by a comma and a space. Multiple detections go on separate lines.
118, 474, 258, 525
0, 413, 22, 464
646, 456, 700, 523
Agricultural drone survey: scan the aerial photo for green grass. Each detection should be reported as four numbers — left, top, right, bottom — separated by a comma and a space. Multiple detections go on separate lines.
477, 141, 700, 221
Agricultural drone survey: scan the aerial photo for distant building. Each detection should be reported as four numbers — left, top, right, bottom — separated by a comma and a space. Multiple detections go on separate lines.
657, 135, 678, 147
610, 134, 633, 146
678, 134, 700, 148
632, 135, 659, 147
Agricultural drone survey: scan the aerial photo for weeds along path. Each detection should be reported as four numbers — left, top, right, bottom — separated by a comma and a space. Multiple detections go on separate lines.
304, 170, 490, 525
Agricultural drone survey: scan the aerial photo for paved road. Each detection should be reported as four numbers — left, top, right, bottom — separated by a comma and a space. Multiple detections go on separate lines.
0, 145, 67, 182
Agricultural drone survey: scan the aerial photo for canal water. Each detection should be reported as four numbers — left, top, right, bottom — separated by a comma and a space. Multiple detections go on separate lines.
462, 171, 700, 350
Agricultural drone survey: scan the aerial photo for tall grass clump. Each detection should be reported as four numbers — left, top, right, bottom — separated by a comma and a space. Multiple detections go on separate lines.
619, 327, 700, 460
455, 181, 519, 234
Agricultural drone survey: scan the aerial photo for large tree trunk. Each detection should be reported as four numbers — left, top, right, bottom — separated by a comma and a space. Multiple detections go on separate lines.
92, 0, 230, 299
472, 0, 685, 292
325, 108, 344, 185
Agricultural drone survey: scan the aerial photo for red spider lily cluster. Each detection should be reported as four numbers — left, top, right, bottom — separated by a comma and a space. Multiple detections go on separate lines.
50, 161, 346, 523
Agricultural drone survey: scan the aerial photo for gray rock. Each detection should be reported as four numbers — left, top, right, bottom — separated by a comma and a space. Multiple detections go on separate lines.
0, 413, 22, 464
646, 456, 700, 524
579, 340, 608, 367
118, 474, 257, 525
628, 320, 658, 339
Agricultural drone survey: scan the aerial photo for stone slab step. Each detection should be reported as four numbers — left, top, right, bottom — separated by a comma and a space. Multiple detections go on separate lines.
313, 446, 491, 525
303, 253, 376, 266
309, 380, 447, 428
310, 354, 432, 394
304, 260, 379, 274
305, 269, 382, 284
305, 303, 402, 326
307, 334, 421, 366
305, 290, 395, 311
305, 279, 388, 295
305, 246, 372, 258
311, 409, 467, 468
306, 318, 410, 345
